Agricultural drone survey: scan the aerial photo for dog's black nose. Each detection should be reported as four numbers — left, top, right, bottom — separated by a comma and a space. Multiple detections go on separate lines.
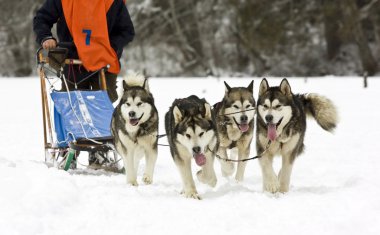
265, 114, 273, 123
129, 111, 136, 117
240, 115, 248, 122
192, 146, 201, 154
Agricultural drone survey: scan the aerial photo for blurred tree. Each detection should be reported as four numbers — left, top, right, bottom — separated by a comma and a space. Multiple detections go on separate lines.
322, 0, 343, 60
0, 0, 42, 76
227, 0, 270, 75
343, 0, 378, 75
322, 0, 378, 75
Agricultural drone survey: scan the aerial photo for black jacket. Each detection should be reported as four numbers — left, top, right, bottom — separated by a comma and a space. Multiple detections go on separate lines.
33, 0, 135, 59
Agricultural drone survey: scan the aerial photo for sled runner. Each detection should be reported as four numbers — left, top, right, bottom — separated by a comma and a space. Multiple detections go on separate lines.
37, 43, 122, 172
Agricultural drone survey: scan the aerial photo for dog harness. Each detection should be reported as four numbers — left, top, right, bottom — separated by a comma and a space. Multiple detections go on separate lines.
61, 0, 120, 74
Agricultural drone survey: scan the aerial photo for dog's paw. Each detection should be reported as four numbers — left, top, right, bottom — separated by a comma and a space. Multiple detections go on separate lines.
196, 170, 205, 182
263, 178, 280, 193
128, 180, 139, 186
208, 177, 217, 187
235, 174, 244, 182
221, 162, 234, 177
279, 185, 290, 193
142, 174, 153, 185
181, 190, 202, 200
197, 170, 217, 187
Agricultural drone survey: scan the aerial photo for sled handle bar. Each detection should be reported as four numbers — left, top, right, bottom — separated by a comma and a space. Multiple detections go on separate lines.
37, 50, 83, 65
37, 42, 83, 65
56, 42, 75, 48
36, 41, 74, 55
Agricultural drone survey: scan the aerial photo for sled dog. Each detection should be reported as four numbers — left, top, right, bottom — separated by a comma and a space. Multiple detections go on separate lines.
165, 95, 219, 199
213, 81, 255, 181
111, 73, 158, 186
256, 78, 338, 193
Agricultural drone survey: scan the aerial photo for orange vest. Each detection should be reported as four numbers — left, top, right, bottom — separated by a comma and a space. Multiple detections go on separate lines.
62, 0, 120, 74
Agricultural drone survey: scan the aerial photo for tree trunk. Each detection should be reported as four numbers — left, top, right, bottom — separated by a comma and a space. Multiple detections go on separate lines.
322, 0, 343, 60
343, 0, 378, 75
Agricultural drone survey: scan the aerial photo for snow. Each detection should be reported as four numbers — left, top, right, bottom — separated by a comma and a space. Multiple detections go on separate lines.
1, 77, 380, 235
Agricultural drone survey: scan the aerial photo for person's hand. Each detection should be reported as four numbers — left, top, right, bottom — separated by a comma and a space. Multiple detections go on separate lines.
42, 39, 57, 49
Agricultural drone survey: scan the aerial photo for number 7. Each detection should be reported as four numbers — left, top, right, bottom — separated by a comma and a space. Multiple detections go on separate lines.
82, 29, 92, 45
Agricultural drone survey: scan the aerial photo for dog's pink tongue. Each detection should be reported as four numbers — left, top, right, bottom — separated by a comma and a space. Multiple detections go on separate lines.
239, 124, 249, 133
194, 153, 206, 166
267, 124, 277, 141
129, 119, 139, 126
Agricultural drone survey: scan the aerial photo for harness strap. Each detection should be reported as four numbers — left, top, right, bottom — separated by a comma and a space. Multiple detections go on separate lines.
212, 140, 271, 162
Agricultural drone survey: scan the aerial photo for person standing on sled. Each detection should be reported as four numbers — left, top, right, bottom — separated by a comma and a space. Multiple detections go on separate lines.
33, 0, 135, 168
33, 0, 135, 103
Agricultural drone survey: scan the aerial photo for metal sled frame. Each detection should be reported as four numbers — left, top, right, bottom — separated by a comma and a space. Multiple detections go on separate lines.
37, 46, 119, 172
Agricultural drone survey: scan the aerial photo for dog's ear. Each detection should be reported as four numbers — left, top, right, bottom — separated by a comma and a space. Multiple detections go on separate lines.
280, 78, 292, 97
204, 103, 212, 120
247, 80, 254, 93
173, 106, 183, 124
259, 78, 269, 96
123, 80, 129, 91
142, 78, 150, 91
142, 78, 147, 89
224, 81, 231, 94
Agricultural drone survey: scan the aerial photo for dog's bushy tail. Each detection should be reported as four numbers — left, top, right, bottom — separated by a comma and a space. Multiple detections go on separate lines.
298, 93, 338, 132
124, 71, 149, 91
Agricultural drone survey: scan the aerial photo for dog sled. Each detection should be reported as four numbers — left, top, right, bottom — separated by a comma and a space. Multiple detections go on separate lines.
37, 43, 121, 172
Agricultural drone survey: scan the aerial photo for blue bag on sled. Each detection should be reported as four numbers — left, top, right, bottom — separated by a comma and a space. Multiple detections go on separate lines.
51, 90, 114, 148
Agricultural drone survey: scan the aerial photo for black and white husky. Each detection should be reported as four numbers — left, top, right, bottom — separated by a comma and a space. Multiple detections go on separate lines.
111, 73, 158, 186
214, 81, 256, 182
256, 78, 338, 193
165, 95, 219, 199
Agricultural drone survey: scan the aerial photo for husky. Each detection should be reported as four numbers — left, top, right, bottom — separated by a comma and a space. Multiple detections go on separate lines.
165, 95, 219, 199
256, 78, 338, 193
111, 73, 158, 186
213, 81, 255, 182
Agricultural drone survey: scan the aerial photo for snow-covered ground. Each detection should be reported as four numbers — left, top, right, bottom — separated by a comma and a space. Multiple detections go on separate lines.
1, 77, 379, 235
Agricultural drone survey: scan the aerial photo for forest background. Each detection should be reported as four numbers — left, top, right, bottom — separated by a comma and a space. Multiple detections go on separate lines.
0, 0, 379, 77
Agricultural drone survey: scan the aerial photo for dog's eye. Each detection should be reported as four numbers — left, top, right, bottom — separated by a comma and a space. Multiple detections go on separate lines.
186, 134, 191, 139
137, 102, 143, 107
263, 104, 268, 109
126, 103, 131, 107
199, 132, 204, 137
246, 105, 251, 109
275, 105, 282, 109
233, 105, 239, 109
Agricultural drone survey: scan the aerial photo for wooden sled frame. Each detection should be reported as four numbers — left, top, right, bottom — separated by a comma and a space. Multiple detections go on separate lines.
37, 46, 119, 172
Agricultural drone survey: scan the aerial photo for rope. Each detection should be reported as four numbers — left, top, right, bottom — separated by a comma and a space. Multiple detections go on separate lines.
213, 140, 271, 163
156, 134, 167, 139
154, 109, 257, 148
218, 108, 256, 116
158, 143, 170, 147
68, 60, 77, 89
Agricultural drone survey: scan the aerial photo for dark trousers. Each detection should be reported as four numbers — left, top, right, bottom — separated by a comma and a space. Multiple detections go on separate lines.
61, 65, 118, 103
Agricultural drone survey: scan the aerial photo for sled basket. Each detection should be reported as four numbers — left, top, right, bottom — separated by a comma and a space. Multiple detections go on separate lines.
51, 90, 114, 148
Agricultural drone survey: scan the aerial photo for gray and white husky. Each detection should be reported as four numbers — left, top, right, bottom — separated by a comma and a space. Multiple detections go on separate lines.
256, 78, 338, 193
111, 73, 158, 186
165, 95, 219, 199
214, 81, 255, 182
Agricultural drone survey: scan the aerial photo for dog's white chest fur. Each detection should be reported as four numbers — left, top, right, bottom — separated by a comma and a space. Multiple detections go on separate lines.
226, 126, 242, 141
